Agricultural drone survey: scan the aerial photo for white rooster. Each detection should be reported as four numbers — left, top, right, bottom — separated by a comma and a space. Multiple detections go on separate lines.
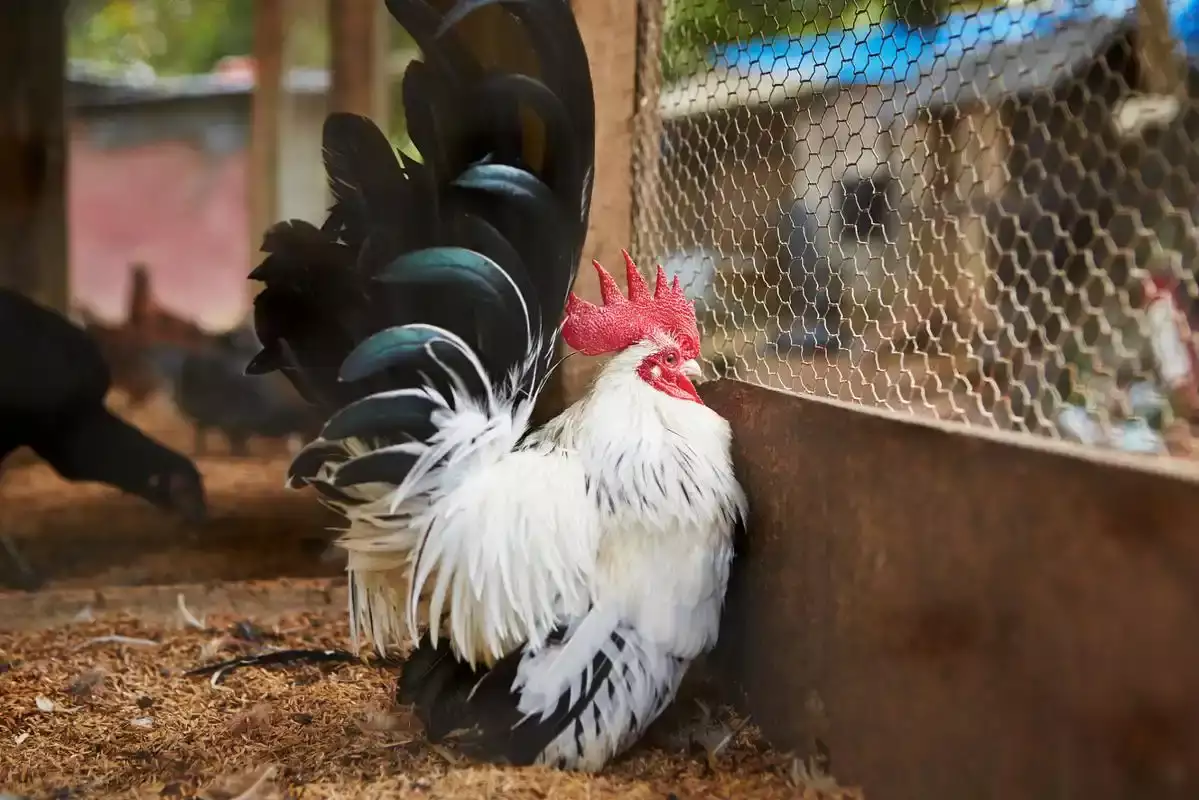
246, 0, 746, 772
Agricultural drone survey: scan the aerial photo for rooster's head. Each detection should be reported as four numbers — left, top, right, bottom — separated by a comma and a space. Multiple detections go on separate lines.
562, 252, 702, 404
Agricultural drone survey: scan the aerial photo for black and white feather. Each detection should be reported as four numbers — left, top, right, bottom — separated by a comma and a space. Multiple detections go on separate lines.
247, 0, 744, 772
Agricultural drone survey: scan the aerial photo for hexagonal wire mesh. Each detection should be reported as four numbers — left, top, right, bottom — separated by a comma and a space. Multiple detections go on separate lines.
631, 0, 1199, 460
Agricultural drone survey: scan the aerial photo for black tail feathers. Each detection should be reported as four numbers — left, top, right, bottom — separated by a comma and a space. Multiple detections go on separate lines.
248, 0, 595, 432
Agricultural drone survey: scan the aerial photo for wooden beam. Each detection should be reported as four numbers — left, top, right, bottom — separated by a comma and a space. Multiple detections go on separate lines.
248, 0, 286, 288
631, 0, 665, 264
0, 1, 68, 311
701, 378, 1199, 800
559, 0, 639, 404
329, 0, 390, 125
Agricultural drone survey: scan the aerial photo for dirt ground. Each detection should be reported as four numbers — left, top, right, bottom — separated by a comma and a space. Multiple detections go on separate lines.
0, 392, 341, 590
0, 605, 862, 800
0, 393, 862, 799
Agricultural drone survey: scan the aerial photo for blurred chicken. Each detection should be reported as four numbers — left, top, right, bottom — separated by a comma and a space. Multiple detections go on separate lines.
151, 326, 321, 456
0, 288, 208, 590
75, 264, 216, 408
77, 307, 167, 408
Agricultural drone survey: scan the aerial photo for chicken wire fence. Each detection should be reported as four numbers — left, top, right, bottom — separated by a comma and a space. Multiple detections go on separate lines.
630, 0, 1199, 459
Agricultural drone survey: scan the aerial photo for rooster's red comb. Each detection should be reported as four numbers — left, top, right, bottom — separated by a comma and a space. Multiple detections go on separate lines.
561, 250, 700, 357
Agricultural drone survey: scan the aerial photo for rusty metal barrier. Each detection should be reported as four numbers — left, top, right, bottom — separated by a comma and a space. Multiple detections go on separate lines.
700, 378, 1199, 800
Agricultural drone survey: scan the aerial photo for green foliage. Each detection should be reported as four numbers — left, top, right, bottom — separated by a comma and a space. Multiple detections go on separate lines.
663, 1, 804, 82
886, 0, 951, 28
660, 0, 957, 83
69, 0, 418, 78
68, 0, 257, 76
661, 0, 896, 82
69, 1, 427, 161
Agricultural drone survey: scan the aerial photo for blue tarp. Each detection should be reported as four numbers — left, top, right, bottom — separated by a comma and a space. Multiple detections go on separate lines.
711, 0, 1199, 88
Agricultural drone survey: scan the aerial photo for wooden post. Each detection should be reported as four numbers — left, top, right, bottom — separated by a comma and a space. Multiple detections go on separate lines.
631, 0, 665, 263
329, 0, 390, 125
0, 1, 68, 311
561, 0, 639, 403
954, 106, 1008, 347
1131, 0, 1190, 324
892, 107, 958, 349
248, 0, 286, 290
1136, 0, 1182, 96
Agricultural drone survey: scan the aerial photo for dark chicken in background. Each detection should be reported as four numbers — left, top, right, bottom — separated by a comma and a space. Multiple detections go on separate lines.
150, 326, 321, 456
0, 288, 208, 590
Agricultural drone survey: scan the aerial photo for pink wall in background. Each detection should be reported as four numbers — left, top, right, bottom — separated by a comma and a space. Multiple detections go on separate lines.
68, 128, 251, 331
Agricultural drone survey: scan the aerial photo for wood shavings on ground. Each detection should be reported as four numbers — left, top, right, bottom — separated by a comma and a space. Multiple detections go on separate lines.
0, 389, 342, 593
0, 608, 864, 799
0, 455, 342, 592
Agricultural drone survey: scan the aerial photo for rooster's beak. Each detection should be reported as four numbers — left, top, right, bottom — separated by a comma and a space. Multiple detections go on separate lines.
681, 359, 702, 380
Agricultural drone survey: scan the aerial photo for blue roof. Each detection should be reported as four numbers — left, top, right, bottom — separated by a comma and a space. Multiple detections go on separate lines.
712, 0, 1199, 90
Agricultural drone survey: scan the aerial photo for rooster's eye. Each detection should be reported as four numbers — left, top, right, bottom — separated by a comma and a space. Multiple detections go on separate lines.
662, 352, 678, 366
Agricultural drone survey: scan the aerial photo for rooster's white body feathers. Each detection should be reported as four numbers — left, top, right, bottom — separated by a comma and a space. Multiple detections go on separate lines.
329, 340, 744, 770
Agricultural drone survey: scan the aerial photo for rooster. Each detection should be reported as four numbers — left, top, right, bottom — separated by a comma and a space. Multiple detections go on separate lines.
244, 0, 746, 772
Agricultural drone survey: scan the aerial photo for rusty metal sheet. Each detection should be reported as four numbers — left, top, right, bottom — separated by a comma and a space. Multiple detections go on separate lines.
699, 379, 1199, 800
